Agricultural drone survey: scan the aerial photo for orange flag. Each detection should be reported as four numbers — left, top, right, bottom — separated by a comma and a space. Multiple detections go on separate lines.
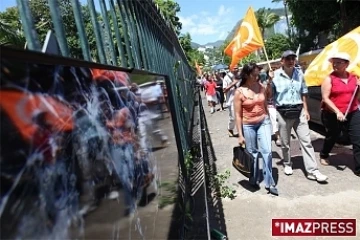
195, 61, 202, 76
224, 7, 264, 69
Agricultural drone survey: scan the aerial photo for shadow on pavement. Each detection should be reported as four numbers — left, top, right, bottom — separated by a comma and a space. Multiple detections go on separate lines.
199, 91, 228, 239
238, 167, 279, 192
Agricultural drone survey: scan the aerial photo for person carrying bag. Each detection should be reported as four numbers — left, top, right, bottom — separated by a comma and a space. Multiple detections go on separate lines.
233, 63, 278, 196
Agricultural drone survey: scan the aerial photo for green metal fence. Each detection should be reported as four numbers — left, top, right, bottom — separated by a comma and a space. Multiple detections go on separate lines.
13, 0, 197, 237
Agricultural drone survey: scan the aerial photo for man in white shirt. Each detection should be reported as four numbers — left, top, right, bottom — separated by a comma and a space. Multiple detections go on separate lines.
137, 82, 168, 152
222, 69, 241, 137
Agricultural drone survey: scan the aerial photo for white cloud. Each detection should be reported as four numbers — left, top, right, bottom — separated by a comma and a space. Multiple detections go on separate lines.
178, 15, 197, 28
218, 5, 231, 16
179, 5, 234, 41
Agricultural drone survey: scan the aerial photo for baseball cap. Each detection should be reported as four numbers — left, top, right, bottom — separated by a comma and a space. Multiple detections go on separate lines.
281, 50, 297, 58
328, 52, 350, 62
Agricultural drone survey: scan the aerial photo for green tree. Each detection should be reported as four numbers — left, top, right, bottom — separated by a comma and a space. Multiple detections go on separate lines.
0, 1, 97, 59
255, 7, 280, 39
239, 53, 261, 66
264, 34, 292, 59
0, 7, 25, 47
272, 0, 360, 50
154, 0, 182, 35
178, 32, 205, 67
218, 40, 231, 66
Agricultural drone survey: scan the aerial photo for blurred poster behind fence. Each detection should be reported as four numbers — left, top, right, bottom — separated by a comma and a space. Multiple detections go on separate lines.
0, 50, 181, 239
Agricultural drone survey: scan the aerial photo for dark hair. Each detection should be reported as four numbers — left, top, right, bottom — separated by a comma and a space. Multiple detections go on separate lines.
239, 62, 261, 86
220, 72, 226, 78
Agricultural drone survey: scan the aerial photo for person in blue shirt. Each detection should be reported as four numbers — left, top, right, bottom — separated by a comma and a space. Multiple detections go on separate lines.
271, 50, 328, 182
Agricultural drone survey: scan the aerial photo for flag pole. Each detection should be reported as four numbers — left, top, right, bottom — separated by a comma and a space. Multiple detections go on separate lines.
262, 45, 272, 70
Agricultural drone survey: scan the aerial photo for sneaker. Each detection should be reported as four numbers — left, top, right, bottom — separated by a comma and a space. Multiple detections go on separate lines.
307, 170, 328, 182
320, 158, 330, 166
228, 129, 234, 137
108, 190, 120, 200
284, 165, 293, 175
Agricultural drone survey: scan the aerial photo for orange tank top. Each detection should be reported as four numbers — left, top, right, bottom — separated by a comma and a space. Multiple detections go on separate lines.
237, 84, 267, 124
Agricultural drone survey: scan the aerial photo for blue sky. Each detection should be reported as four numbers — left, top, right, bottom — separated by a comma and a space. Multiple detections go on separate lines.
0, 0, 283, 44
177, 0, 283, 44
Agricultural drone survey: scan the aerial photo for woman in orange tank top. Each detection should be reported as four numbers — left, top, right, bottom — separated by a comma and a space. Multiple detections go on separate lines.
233, 63, 277, 195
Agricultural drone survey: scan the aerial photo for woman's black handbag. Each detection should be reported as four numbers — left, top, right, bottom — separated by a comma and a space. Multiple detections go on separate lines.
232, 146, 254, 178
277, 104, 303, 119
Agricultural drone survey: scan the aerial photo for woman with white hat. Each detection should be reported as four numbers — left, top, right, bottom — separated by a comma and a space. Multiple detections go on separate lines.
320, 52, 360, 177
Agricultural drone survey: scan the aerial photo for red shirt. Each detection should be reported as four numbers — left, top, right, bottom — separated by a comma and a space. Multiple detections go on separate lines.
328, 72, 359, 114
205, 81, 217, 95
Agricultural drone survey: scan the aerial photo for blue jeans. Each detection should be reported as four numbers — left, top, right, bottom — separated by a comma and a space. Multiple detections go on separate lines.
243, 116, 273, 187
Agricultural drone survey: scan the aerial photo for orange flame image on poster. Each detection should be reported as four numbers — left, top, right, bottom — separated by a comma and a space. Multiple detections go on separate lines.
91, 69, 130, 86
0, 90, 73, 141
224, 7, 264, 69
304, 26, 360, 86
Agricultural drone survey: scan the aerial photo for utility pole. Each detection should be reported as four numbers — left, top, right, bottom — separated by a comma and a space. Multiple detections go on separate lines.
283, 0, 292, 41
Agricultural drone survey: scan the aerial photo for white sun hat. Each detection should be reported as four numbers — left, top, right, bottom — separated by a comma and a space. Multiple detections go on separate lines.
328, 52, 351, 62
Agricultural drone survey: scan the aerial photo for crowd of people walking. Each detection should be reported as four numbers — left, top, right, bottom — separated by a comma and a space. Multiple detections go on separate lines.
198, 50, 360, 196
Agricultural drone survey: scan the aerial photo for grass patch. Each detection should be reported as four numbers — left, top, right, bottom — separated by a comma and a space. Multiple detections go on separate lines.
158, 180, 178, 209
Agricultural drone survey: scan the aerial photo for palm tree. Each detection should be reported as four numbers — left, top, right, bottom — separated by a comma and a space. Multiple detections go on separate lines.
255, 7, 280, 39
0, 18, 26, 47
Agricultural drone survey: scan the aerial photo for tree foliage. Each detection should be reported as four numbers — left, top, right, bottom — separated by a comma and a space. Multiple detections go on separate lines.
0, 0, 97, 59
178, 32, 205, 68
264, 34, 292, 59
0, 7, 25, 47
218, 40, 231, 66
255, 8, 280, 38
240, 53, 261, 66
154, 0, 182, 35
274, 0, 360, 51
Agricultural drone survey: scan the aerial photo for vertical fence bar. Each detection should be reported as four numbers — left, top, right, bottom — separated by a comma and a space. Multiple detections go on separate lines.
71, 0, 91, 61
15, 0, 41, 51
137, 12, 153, 71
48, 0, 70, 57
87, 0, 107, 64
116, 0, 134, 68
144, 2, 162, 73
99, 0, 117, 65
129, 0, 149, 71
121, 0, 141, 69
109, 0, 126, 67
140, 4, 158, 72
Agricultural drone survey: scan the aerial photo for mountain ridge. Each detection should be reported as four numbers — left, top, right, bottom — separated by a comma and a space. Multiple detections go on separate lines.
191, 40, 224, 49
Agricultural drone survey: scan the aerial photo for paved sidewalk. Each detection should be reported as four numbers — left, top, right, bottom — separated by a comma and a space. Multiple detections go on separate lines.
202, 94, 360, 240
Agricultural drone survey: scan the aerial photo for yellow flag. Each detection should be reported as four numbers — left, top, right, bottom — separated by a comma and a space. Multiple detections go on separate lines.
224, 7, 264, 69
304, 26, 360, 86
